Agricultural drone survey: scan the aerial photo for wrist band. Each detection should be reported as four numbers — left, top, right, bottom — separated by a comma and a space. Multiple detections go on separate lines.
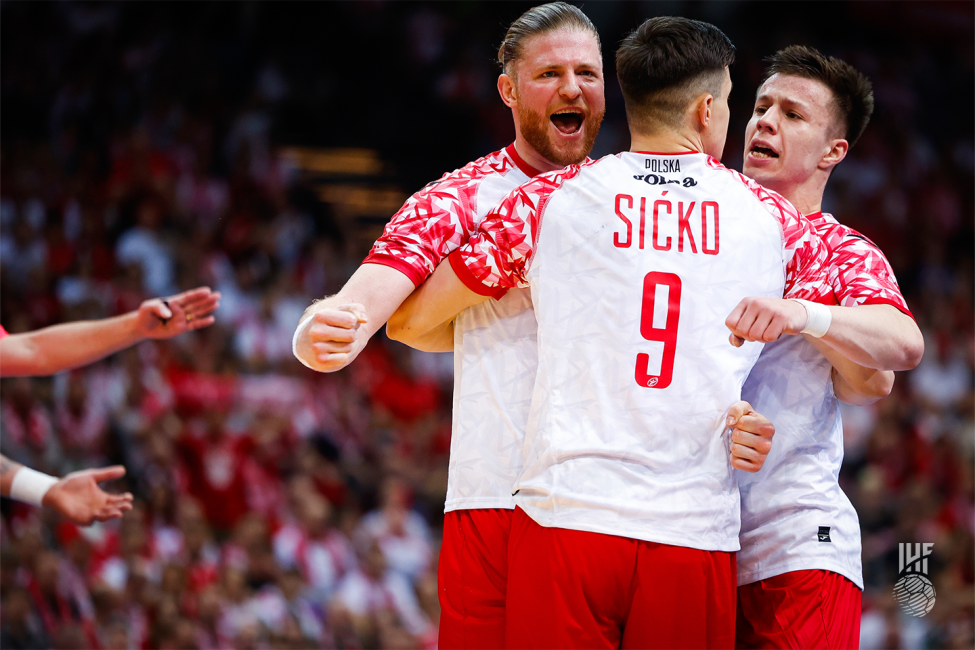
292, 316, 316, 370
9, 467, 59, 507
790, 299, 832, 338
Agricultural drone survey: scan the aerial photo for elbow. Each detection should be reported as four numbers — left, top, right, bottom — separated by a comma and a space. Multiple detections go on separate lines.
854, 371, 895, 406
902, 332, 925, 370
385, 314, 411, 344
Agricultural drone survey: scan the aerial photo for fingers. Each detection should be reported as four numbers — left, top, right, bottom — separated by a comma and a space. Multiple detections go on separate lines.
186, 316, 217, 331
729, 333, 745, 348
313, 340, 356, 355
735, 414, 775, 439
337, 303, 368, 324
88, 465, 127, 484
725, 401, 754, 427
731, 454, 763, 473
731, 428, 773, 457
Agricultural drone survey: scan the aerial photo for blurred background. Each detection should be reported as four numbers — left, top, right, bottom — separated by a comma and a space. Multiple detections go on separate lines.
0, 1, 971, 648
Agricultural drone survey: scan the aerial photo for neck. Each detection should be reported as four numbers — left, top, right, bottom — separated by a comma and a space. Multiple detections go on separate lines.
766, 173, 828, 216
512, 137, 563, 174
630, 129, 704, 155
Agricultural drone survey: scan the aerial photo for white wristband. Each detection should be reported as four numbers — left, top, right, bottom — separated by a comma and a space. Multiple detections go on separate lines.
791, 299, 832, 338
292, 316, 316, 370
9, 467, 59, 507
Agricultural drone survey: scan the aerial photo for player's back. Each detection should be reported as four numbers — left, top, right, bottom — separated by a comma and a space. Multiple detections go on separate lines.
512, 151, 815, 552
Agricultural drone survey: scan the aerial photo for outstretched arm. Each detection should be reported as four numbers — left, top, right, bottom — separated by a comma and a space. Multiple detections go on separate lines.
1, 455, 133, 526
0, 287, 220, 377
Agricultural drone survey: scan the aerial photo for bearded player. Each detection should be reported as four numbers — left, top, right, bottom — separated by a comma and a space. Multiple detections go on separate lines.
1, 286, 220, 526
292, 6, 606, 647
722, 47, 923, 649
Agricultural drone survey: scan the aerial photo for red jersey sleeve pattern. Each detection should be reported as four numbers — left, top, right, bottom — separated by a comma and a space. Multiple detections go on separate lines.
813, 214, 913, 318
449, 163, 588, 294
362, 148, 519, 288
706, 157, 832, 304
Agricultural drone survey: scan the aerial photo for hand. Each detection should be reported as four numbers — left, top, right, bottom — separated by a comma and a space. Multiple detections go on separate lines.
42, 466, 134, 526
726, 401, 775, 472
725, 297, 807, 348
295, 303, 369, 372
138, 287, 221, 339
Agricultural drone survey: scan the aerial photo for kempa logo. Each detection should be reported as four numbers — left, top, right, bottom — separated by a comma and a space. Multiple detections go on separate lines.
893, 543, 936, 617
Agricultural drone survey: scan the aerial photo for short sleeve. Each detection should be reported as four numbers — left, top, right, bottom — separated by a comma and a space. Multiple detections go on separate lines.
822, 224, 913, 317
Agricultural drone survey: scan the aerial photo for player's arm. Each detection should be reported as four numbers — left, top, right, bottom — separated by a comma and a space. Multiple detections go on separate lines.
1, 455, 133, 526
387, 258, 490, 344
0, 287, 219, 378
387, 317, 455, 353
801, 335, 894, 405
726, 299, 922, 372
292, 264, 418, 372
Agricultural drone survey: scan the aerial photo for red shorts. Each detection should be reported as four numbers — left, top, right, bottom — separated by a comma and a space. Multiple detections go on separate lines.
438, 508, 512, 649
736, 570, 862, 649
506, 507, 736, 649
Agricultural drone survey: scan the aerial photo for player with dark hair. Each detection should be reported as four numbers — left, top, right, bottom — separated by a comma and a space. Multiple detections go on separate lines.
725, 45, 923, 649
387, 17, 831, 649
292, 4, 607, 647
0, 287, 220, 526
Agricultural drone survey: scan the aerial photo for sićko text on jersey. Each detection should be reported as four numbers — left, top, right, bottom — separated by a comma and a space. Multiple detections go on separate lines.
613, 193, 720, 255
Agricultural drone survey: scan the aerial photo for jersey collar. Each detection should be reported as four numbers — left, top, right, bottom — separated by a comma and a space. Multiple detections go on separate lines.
506, 143, 544, 178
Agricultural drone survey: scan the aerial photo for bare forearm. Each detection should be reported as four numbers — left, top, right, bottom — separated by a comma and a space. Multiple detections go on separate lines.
805, 335, 894, 405
296, 264, 417, 372
820, 304, 923, 371
0, 312, 142, 377
387, 319, 455, 352
386, 260, 489, 344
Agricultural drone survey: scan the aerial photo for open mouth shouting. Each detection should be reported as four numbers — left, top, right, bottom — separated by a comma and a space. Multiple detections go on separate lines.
748, 141, 780, 160
550, 108, 585, 136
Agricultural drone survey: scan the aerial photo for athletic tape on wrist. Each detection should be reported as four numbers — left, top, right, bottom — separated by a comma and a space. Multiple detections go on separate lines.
292, 317, 316, 370
9, 467, 59, 507
791, 299, 832, 338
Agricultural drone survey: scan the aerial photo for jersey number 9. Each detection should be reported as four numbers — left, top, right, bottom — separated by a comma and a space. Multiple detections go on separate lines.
636, 272, 682, 389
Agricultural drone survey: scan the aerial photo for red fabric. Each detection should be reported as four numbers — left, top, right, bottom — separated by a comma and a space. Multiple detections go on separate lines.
736, 570, 862, 650
438, 508, 512, 650
0, 324, 8, 338
505, 507, 736, 649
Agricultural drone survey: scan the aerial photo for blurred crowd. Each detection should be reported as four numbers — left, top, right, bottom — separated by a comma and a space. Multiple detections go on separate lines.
0, 2, 972, 649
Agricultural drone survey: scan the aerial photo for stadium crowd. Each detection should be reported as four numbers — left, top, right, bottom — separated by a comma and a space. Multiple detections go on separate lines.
1, 2, 971, 648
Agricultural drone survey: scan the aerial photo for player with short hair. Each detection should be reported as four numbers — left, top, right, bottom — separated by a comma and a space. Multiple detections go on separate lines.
0, 286, 220, 526
725, 46, 923, 649
292, 5, 608, 647
387, 17, 832, 649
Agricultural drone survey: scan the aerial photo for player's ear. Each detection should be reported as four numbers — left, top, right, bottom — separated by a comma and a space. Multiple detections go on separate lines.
819, 138, 848, 171
695, 92, 714, 130
498, 74, 518, 108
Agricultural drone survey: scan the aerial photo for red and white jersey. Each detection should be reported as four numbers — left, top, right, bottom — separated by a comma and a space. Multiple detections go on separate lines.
451, 152, 831, 551
364, 144, 543, 512
737, 212, 912, 589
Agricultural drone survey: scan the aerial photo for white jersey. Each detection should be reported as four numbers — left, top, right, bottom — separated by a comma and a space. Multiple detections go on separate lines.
364, 144, 543, 512
451, 152, 832, 552
737, 212, 913, 588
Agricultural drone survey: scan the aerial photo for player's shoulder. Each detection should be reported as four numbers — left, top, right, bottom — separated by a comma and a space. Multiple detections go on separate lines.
413, 147, 517, 197
814, 212, 888, 259
704, 157, 802, 221
501, 156, 603, 209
